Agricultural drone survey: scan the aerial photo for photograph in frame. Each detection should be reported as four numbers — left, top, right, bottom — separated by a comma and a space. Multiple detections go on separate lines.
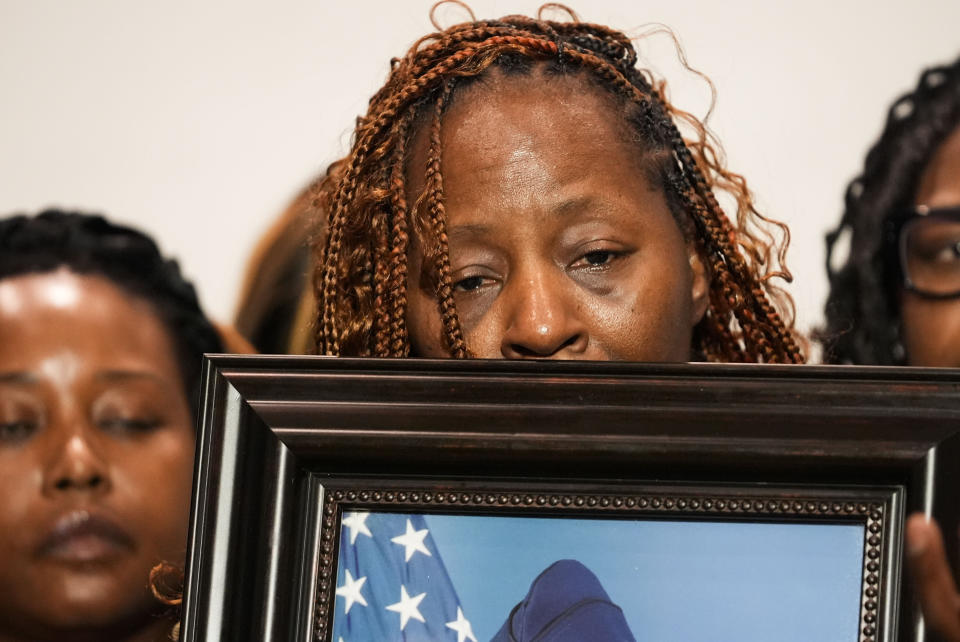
331, 509, 867, 641
318, 481, 895, 642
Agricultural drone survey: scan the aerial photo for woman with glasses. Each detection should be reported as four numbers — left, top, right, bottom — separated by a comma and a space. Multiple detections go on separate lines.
821, 55, 960, 640
822, 55, 960, 366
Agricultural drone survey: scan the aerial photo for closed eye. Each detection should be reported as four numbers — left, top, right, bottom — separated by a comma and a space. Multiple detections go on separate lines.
0, 421, 37, 443
99, 418, 162, 434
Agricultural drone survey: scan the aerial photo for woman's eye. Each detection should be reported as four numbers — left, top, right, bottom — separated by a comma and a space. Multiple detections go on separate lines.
99, 417, 161, 434
583, 250, 615, 266
0, 421, 37, 443
573, 249, 623, 269
932, 242, 960, 263
454, 275, 487, 292
908, 225, 960, 263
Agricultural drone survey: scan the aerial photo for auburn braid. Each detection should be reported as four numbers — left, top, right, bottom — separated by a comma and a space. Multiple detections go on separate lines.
664, 106, 802, 362
557, 43, 801, 362
567, 29, 803, 362
318, 34, 566, 355
313, 6, 803, 363
386, 113, 415, 356
318, 42, 498, 353
423, 80, 469, 358
371, 188, 392, 357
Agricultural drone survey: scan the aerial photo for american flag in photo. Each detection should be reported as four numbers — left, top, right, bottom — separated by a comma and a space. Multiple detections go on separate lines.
332, 512, 478, 642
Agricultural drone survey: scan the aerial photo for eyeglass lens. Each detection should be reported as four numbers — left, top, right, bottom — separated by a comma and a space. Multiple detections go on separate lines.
903, 213, 960, 296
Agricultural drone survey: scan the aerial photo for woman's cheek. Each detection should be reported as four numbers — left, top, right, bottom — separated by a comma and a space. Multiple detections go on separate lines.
113, 429, 194, 540
902, 296, 960, 366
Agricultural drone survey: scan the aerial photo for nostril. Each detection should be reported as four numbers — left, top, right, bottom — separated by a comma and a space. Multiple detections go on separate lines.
510, 333, 581, 358
559, 335, 579, 351
510, 343, 544, 358
53, 474, 105, 491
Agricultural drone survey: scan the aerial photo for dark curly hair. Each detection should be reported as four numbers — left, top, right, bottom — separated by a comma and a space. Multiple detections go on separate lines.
313, 5, 803, 363
821, 55, 960, 364
0, 209, 223, 415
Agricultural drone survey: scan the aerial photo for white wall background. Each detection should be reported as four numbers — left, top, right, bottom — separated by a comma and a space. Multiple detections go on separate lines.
2, 0, 959, 351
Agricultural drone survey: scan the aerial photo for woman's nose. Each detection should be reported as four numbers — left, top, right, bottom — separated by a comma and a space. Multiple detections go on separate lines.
500, 270, 587, 359
42, 424, 111, 498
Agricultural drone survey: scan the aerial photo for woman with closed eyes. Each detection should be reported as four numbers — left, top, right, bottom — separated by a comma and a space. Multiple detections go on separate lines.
0, 210, 223, 642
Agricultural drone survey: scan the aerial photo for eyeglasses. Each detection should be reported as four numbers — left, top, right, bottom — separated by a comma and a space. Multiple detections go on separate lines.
897, 205, 960, 299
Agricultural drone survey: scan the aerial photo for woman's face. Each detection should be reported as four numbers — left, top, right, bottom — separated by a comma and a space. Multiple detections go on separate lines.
0, 270, 195, 639
405, 74, 708, 360
901, 124, 960, 366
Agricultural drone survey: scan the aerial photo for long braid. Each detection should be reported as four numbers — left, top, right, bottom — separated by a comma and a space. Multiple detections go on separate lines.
313, 7, 803, 363
371, 175, 393, 357
666, 116, 802, 363
320, 43, 504, 354
386, 113, 415, 356
319, 34, 562, 355
559, 44, 803, 363
423, 81, 468, 357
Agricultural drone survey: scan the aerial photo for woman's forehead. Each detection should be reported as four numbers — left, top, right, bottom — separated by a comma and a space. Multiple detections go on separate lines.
915, 124, 960, 208
447, 69, 624, 135
406, 72, 643, 191
0, 271, 182, 381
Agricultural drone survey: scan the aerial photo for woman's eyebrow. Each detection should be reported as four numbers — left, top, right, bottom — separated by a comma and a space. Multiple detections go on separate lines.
95, 370, 166, 384
552, 194, 615, 219
0, 371, 36, 384
448, 223, 493, 242
553, 195, 594, 215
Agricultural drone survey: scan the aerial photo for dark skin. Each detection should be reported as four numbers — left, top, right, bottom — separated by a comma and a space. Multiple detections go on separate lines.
902, 124, 960, 366
405, 72, 709, 360
902, 124, 960, 640
0, 270, 194, 642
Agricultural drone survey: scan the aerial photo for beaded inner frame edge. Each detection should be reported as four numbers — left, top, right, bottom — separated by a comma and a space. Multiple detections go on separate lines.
313, 481, 898, 642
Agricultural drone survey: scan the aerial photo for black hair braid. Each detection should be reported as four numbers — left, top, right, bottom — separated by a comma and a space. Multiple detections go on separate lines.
0, 209, 223, 416
820, 55, 960, 364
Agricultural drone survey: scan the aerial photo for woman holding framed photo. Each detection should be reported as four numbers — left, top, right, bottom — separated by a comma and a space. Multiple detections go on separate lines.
310, 5, 804, 637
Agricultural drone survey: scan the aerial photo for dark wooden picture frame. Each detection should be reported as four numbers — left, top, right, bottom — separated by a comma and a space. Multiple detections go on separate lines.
180, 356, 960, 642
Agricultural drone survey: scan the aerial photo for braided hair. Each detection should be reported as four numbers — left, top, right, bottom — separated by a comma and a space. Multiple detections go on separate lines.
0, 209, 223, 415
821, 55, 960, 364
313, 6, 803, 363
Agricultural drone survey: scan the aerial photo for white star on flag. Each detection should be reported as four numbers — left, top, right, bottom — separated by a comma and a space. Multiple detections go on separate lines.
390, 518, 432, 561
385, 584, 426, 630
335, 570, 368, 614
342, 511, 372, 545
446, 606, 478, 642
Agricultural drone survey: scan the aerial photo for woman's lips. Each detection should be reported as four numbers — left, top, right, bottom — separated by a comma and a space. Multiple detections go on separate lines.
35, 510, 135, 563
